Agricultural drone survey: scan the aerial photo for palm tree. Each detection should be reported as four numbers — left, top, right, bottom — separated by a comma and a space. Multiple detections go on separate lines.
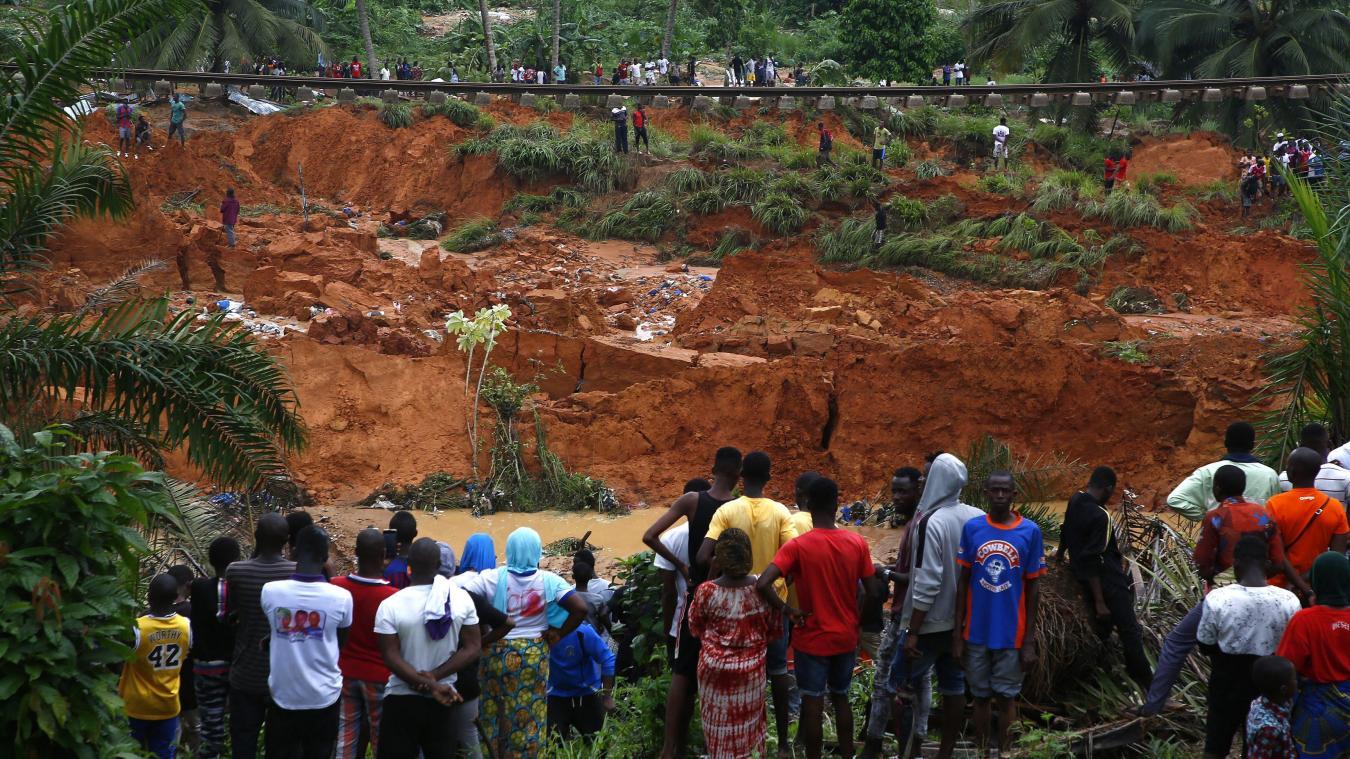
962, 0, 1134, 84
550, 0, 561, 71
479, 0, 499, 73
132, 0, 327, 72
1256, 93, 1350, 461
662, 0, 677, 61
1, 0, 307, 489
355, 0, 377, 73
1138, 0, 1350, 80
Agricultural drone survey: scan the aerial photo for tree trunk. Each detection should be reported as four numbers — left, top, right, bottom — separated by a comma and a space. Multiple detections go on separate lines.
355, 0, 377, 74
550, 0, 561, 71
479, 0, 498, 73
661, 0, 677, 60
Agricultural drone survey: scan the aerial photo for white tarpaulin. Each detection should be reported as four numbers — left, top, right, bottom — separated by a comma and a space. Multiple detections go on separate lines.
227, 86, 284, 115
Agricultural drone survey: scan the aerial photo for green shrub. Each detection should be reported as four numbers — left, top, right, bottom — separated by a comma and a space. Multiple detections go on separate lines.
1135, 172, 1178, 197
591, 191, 679, 242
474, 114, 496, 131
534, 96, 559, 113
887, 105, 938, 138
913, 159, 948, 180
441, 217, 504, 252
926, 193, 965, 225
683, 187, 728, 215
1188, 180, 1238, 203
503, 187, 588, 213
689, 125, 767, 163
1084, 189, 1195, 231
1101, 340, 1150, 364
773, 146, 820, 170
769, 172, 821, 201
976, 173, 1023, 195
933, 112, 998, 156
1157, 202, 1196, 232
0, 426, 170, 757
664, 167, 714, 195
816, 217, 875, 263
718, 167, 769, 204
378, 102, 414, 129
424, 97, 481, 127
885, 195, 928, 231
885, 142, 912, 168
752, 193, 808, 234
741, 122, 789, 147
709, 227, 755, 261
1030, 170, 1101, 213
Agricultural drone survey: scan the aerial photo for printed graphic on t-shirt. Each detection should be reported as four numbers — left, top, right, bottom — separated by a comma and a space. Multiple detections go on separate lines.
273, 607, 326, 640
509, 588, 545, 618
975, 539, 1021, 593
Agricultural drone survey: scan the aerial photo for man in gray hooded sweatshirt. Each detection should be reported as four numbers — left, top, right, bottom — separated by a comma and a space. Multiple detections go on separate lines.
893, 453, 984, 759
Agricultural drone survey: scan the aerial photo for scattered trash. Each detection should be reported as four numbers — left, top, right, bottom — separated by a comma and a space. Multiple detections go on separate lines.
216, 299, 244, 313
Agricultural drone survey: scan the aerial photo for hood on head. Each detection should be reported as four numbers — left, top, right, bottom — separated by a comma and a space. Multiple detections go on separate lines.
916, 453, 968, 512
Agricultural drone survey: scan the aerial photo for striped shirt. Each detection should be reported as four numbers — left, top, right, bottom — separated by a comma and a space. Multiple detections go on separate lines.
1282, 462, 1350, 504
225, 556, 296, 694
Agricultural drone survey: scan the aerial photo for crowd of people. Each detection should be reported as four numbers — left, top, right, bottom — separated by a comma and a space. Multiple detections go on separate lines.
118, 421, 1350, 758
1239, 133, 1329, 217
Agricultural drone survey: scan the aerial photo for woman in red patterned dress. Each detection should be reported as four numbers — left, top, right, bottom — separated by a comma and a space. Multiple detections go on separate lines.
688, 527, 783, 759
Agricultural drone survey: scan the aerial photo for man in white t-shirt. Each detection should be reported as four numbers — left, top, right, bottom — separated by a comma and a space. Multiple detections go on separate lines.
657, 57, 669, 77
1196, 535, 1300, 759
1279, 422, 1350, 502
260, 526, 354, 758
374, 539, 481, 758
992, 116, 1011, 171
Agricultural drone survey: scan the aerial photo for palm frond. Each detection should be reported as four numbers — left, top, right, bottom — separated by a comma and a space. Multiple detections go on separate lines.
63, 409, 167, 470
75, 258, 168, 317
0, 299, 308, 488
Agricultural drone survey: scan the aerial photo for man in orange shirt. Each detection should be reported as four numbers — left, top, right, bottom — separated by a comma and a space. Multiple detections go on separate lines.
1267, 447, 1349, 590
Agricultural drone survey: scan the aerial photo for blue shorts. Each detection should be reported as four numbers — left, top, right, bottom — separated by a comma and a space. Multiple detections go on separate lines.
888, 630, 966, 697
129, 715, 179, 759
795, 649, 857, 697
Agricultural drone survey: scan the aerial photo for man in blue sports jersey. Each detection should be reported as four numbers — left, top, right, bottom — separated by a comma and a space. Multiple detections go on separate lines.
952, 471, 1045, 756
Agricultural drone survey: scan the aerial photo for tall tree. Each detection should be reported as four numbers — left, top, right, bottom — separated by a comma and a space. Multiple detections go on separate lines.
962, 0, 1134, 83
1138, 0, 1349, 79
839, 0, 938, 83
480, 0, 498, 72
551, 0, 561, 70
132, 0, 328, 71
355, 0, 377, 72
662, 0, 677, 60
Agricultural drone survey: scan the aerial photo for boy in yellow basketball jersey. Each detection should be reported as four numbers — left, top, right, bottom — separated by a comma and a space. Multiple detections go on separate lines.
120, 574, 193, 759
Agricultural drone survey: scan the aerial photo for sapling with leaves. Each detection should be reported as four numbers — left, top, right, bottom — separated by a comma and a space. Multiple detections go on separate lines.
445, 304, 512, 480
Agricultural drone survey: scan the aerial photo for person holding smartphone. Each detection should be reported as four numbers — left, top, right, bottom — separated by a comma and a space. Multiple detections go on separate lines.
384, 512, 418, 589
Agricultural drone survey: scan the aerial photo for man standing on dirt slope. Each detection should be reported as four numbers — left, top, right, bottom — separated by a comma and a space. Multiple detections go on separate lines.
179, 189, 232, 292
167, 94, 187, 147
893, 453, 984, 759
632, 104, 650, 154
1168, 421, 1281, 521
1140, 464, 1307, 717
611, 107, 629, 154
116, 101, 134, 158
816, 122, 834, 167
224, 513, 296, 758
1280, 423, 1350, 503
872, 199, 887, 247
991, 116, 1010, 172
871, 123, 891, 168
643, 447, 742, 759
694, 452, 800, 755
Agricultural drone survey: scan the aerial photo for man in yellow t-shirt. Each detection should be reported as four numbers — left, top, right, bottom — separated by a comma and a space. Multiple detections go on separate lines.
696, 451, 798, 750
120, 573, 193, 759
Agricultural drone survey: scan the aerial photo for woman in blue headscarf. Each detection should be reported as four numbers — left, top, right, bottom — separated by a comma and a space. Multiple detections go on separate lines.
459, 528, 587, 758
458, 532, 497, 575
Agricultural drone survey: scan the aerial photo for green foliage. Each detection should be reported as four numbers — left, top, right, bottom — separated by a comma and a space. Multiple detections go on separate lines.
976, 173, 1024, 195
751, 192, 808, 234
926, 193, 966, 225
377, 103, 413, 129
102, 102, 140, 126
683, 187, 729, 216
591, 191, 679, 242
459, 123, 636, 194
1031, 170, 1102, 212
934, 112, 1000, 158
423, 98, 482, 128
816, 217, 876, 264
887, 105, 939, 139
913, 159, 949, 180
1134, 172, 1179, 197
663, 167, 714, 196
885, 195, 928, 231
440, 217, 503, 252
1, 301, 307, 488
361, 471, 471, 512
1082, 189, 1195, 231
688, 125, 768, 164
708, 227, 756, 261
964, 0, 1133, 87
1030, 124, 1117, 170
1102, 340, 1151, 364
503, 187, 588, 213
0, 425, 170, 758
962, 434, 1078, 540
130, 0, 326, 71
768, 172, 821, 201
840, 0, 939, 83
718, 167, 770, 204
1105, 286, 1165, 314
1188, 180, 1239, 204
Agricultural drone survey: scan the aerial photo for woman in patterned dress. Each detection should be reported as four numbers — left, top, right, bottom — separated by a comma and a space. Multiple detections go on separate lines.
688, 527, 782, 759
458, 528, 588, 758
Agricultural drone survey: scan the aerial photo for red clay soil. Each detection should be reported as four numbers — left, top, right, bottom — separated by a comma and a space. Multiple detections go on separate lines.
1129, 132, 1240, 185
36, 105, 1318, 509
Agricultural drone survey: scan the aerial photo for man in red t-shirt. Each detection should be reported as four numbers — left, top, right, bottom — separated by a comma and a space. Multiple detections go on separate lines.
758, 477, 882, 759
350, 58, 362, 79
330, 529, 398, 759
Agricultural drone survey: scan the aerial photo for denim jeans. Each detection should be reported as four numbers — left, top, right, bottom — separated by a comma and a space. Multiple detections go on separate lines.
1142, 601, 1202, 714
130, 716, 180, 759
795, 650, 857, 697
